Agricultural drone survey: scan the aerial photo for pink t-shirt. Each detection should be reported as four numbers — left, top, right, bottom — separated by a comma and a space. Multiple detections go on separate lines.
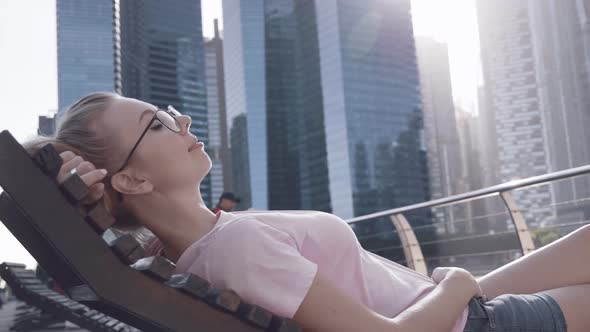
175, 210, 468, 331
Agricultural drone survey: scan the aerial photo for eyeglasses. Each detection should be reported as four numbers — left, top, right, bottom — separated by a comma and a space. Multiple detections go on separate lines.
115, 106, 182, 173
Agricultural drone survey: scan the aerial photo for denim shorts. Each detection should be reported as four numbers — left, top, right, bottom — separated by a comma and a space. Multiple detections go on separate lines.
463, 293, 567, 332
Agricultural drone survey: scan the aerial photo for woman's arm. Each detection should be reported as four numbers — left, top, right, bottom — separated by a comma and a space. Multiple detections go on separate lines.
293, 267, 479, 332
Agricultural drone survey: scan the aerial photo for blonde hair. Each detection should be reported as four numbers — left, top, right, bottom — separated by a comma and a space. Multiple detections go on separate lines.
56, 92, 121, 171
24, 92, 156, 249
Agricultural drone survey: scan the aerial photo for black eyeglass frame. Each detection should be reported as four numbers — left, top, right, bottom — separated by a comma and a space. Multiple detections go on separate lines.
115, 106, 182, 173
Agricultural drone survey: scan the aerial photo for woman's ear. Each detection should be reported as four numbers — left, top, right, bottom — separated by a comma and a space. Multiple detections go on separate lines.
111, 171, 154, 195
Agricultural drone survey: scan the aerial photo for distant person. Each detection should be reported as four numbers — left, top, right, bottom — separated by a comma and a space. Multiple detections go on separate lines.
211, 192, 240, 213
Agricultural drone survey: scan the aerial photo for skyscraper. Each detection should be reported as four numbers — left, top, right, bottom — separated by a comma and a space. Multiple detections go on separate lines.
223, 0, 267, 210
415, 37, 464, 233
223, 0, 429, 219
56, 1, 115, 110
477, 0, 590, 225
527, 0, 590, 221
205, 20, 231, 203
318, 0, 428, 219
56, 0, 211, 205
475, 84, 500, 189
117, 0, 210, 205
477, 0, 554, 226
38, 114, 57, 136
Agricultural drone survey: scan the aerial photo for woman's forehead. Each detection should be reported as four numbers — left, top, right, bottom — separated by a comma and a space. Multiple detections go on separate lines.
112, 97, 155, 114
101, 97, 154, 132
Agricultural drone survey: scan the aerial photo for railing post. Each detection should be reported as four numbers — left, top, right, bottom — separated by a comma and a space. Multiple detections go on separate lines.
499, 191, 535, 255
390, 214, 428, 275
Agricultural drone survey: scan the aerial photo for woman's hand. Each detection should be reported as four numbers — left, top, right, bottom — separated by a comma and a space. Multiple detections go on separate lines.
58, 151, 108, 205
431, 267, 484, 298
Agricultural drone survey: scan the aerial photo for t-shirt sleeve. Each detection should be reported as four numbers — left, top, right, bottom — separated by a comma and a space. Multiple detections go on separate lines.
198, 219, 318, 318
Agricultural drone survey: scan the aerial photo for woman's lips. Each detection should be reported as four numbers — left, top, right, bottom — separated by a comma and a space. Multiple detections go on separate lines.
189, 141, 205, 151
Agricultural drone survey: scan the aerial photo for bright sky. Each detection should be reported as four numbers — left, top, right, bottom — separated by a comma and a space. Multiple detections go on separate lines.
0, 0, 480, 269
411, 0, 482, 113
202, 0, 224, 38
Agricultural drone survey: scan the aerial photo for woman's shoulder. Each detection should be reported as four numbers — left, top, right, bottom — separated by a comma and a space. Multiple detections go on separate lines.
231, 209, 334, 217
216, 211, 267, 232
176, 214, 267, 273
220, 210, 349, 237
228, 210, 343, 224
215, 211, 292, 239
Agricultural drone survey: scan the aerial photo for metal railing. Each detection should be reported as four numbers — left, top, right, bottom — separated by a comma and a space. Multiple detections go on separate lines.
346, 164, 590, 275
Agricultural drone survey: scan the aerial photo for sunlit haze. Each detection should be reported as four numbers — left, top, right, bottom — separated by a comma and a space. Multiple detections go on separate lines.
411, 0, 482, 113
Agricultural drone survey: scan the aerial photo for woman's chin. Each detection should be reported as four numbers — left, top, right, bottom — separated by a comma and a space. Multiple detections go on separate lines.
192, 160, 212, 180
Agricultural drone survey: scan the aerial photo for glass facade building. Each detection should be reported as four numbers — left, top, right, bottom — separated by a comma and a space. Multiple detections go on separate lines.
478, 0, 590, 225
415, 37, 466, 233
56, 0, 115, 111
38, 115, 57, 136
265, 0, 331, 211
117, 0, 211, 205
224, 0, 429, 220
223, 0, 268, 209
528, 0, 590, 222
477, 0, 555, 227
206, 36, 224, 203
317, 0, 428, 219
57, 0, 210, 205
205, 20, 231, 204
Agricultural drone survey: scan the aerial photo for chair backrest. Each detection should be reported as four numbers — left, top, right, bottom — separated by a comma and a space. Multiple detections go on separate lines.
0, 130, 299, 332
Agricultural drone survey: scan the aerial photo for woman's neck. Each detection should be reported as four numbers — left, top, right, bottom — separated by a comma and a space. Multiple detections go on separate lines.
127, 187, 217, 262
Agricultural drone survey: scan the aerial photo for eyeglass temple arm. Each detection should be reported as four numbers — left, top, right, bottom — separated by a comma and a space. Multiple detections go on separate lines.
115, 117, 156, 173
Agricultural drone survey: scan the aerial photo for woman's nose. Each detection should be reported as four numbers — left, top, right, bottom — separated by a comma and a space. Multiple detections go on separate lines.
178, 115, 192, 135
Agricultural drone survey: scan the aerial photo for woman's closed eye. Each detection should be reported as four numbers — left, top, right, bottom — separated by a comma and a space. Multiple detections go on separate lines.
151, 123, 164, 130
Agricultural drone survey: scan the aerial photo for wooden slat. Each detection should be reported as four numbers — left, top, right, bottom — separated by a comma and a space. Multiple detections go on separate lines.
166, 273, 210, 298
205, 289, 241, 312
237, 303, 273, 328
86, 204, 117, 233
103, 231, 144, 265
131, 256, 175, 281
268, 317, 302, 332
60, 173, 89, 202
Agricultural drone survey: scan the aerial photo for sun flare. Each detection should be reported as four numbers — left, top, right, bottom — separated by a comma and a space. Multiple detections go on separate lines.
412, 0, 482, 113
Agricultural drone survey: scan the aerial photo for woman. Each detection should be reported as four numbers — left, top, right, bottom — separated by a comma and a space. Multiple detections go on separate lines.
28, 92, 590, 331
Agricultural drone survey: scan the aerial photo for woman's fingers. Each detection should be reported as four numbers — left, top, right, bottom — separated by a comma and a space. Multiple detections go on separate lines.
431, 267, 452, 284
62, 156, 83, 172
77, 161, 96, 174
57, 155, 84, 183
59, 151, 76, 164
56, 151, 108, 204
80, 168, 108, 187
82, 183, 105, 204
80, 168, 108, 186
